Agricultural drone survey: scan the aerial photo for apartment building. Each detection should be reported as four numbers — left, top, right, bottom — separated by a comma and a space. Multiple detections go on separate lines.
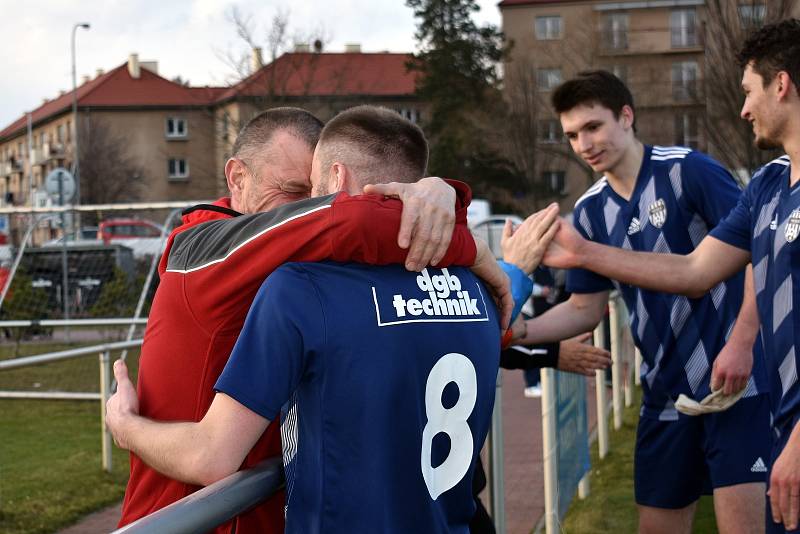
500, 0, 714, 209
0, 55, 221, 210
212, 46, 424, 193
0, 47, 424, 217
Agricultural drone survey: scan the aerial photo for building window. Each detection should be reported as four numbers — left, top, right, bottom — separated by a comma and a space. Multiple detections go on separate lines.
671, 9, 698, 48
221, 113, 229, 141
535, 16, 562, 40
166, 117, 188, 139
537, 68, 562, 91
168, 158, 189, 179
607, 65, 628, 84
539, 119, 562, 143
739, 4, 766, 28
56, 124, 64, 143
672, 61, 699, 101
602, 13, 629, 50
674, 113, 700, 148
397, 108, 421, 124
66, 120, 72, 142
542, 170, 566, 194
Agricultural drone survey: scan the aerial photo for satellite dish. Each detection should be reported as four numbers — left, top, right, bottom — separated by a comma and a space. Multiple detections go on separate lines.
44, 168, 76, 204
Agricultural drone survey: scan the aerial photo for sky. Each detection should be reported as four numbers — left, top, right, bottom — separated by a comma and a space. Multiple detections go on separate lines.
0, 0, 502, 129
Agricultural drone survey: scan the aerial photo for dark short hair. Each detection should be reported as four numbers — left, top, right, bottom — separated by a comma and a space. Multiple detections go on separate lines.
737, 18, 800, 89
232, 107, 323, 162
318, 105, 428, 183
551, 70, 635, 125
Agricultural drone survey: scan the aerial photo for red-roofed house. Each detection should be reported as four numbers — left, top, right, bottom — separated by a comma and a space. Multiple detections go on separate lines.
0, 47, 424, 213
0, 54, 221, 209
211, 47, 423, 189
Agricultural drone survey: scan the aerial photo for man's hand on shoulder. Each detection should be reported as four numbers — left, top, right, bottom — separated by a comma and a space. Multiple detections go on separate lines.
106, 359, 139, 450
363, 177, 455, 271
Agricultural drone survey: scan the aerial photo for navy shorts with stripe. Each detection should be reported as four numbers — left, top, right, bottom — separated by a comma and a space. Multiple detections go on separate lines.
635, 394, 770, 509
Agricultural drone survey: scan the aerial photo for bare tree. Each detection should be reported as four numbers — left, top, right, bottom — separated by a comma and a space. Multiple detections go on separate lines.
78, 116, 145, 205
703, 0, 791, 179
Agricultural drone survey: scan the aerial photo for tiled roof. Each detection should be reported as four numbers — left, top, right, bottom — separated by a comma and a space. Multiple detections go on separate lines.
0, 64, 219, 140
499, 0, 582, 6
215, 52, 417, 103
1, 52, 419, 141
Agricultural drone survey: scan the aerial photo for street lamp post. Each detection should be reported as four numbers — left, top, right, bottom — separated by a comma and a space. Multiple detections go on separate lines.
71, 22, 90, 207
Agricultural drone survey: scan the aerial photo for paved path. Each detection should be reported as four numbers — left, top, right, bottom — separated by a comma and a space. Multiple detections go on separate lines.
60, 369, 600, 533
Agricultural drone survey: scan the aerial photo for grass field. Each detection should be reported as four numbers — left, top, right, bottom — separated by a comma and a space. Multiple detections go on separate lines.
0, 341, 139, 534
562, 389, 719, 533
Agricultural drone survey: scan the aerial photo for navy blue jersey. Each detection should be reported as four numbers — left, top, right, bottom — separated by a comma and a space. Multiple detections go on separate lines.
711, 155, 799, 432
568, 145, 768, 420
215, 262, 500, 534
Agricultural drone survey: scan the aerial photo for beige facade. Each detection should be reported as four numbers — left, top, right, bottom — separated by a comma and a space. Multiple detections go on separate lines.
501, 0, 709, 210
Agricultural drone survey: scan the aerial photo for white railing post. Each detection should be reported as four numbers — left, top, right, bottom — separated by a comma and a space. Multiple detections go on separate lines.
490, 369, 505, 534
609, 299, 623, 430
99, 350, 113, 472
593, 323, 609, 459
540, 367, 558, 534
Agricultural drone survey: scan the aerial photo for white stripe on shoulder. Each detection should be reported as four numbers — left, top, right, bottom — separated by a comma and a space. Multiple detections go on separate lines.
770, 155, 791, 167
652, 145, 692, 154
651, 154, 689, 161
165, 203, 333, 274
575, 178, 608, 208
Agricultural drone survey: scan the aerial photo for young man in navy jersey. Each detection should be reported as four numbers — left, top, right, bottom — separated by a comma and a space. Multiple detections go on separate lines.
106, 106, 534, 533
502, 71, 770, 534
509, 21, 800, 533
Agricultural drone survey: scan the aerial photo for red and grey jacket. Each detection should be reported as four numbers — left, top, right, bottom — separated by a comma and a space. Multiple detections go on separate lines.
119, 183, 477, 534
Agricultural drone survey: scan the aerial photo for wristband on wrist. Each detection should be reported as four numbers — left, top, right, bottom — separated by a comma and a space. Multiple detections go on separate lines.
501, 328, 514, 350
498, 261, 533, 324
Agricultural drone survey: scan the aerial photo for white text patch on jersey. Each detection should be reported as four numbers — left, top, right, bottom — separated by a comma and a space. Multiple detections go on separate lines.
372, 268, 490, 326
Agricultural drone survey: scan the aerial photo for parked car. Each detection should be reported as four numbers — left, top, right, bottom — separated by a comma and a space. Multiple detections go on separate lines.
98, 218, 166, 259
42, 226, 100, 247
98, 219, 163, 244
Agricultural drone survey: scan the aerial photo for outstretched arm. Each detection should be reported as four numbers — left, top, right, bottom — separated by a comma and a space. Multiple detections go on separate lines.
515, 291, 609, 345
543, 217, 751, 297
106, 360, 268, 486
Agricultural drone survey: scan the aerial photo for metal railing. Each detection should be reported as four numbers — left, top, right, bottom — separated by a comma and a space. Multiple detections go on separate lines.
112, 457, 285, 534
0, 338, 143, 472
539, 292, 637, 533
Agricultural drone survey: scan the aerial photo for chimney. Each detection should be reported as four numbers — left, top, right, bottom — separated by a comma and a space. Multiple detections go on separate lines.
128, 53, 140, 79
344, 43, 362, 53
141, 61, 158, 74
294, 43, 310, 53
251, 47, 263, 73
58, 90, 66, 96
81, 74, 90, 85
96, 68, 104, 77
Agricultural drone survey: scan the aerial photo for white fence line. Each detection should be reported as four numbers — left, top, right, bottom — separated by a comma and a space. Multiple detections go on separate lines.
541, 292, 636, 533
0, 338, 144, 472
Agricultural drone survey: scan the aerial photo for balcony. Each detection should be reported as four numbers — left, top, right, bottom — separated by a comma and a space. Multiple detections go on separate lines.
0, 162, 11, 177
45, 142, 66, 159
30, 147, 46, 166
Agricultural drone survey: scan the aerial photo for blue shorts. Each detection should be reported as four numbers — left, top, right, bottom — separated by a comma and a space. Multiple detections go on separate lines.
635, 394, 770, 509
767, 422, 800, 534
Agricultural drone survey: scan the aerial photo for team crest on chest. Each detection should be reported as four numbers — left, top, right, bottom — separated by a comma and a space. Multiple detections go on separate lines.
648, 199, 667, 229
785, 209, 800, 242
